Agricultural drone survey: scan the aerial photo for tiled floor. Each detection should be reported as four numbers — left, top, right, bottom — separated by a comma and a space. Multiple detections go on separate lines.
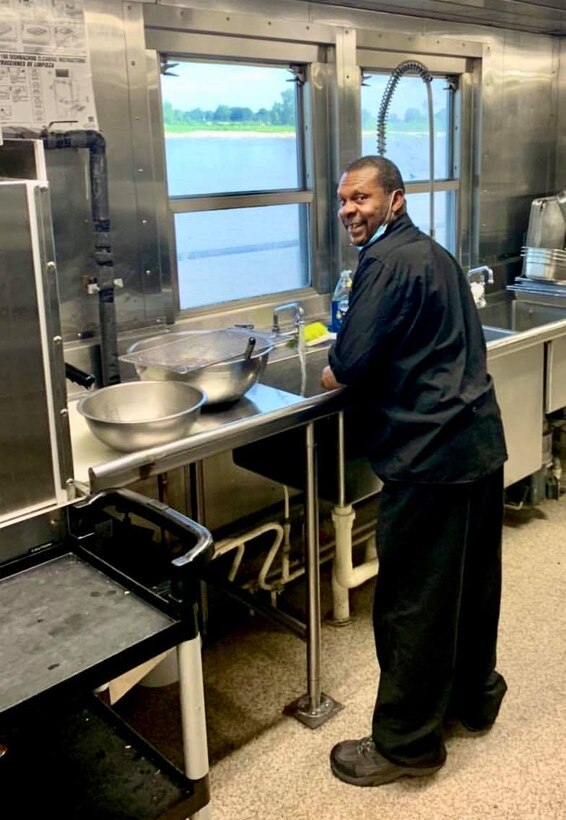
117, 488, 566, 820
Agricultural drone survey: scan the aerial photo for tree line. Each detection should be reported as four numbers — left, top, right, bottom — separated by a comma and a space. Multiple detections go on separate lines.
361, 107, 448, 131
163, 88, 296, 129
163, 88, 446, 133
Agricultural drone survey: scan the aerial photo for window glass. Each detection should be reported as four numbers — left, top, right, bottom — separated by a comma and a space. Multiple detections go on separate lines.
404, 191, 454, 250
361, 74, 450, 181
174, 205, 307, 309
161, 60, 309, 310
162, 63, 299, 196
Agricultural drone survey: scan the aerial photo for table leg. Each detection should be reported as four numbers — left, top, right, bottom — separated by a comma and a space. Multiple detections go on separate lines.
285, 422, 343, 728
177, 637, 211, 818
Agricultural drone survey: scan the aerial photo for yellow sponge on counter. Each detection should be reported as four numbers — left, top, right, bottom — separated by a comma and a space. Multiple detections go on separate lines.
304, 321, 335, 347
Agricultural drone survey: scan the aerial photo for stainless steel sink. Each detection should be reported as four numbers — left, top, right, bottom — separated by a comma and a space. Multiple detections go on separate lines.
479, 295, 566, 332
237, 344, 379, 503
261, 329, 515, 395
260, 346, 331, 398
241, 322, 534, 501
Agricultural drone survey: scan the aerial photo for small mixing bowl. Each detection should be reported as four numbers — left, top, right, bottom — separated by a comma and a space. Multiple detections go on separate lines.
77, 381, 206, 452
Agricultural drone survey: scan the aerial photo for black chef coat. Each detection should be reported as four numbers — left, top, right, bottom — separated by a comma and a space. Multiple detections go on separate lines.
328, 213, 507, 484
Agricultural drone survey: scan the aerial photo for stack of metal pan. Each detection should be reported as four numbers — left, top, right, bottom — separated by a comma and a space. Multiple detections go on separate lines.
522, 246, 566, 282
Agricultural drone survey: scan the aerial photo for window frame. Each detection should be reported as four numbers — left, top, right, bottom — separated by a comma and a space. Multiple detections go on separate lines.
144, 5, 481, 319
151, 33, 323, 315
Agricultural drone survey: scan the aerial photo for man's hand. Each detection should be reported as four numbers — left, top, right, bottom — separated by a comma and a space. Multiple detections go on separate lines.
321, 365, 343, 390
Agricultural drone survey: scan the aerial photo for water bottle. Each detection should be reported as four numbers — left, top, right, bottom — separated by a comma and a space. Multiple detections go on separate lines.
330, 269, 353, 332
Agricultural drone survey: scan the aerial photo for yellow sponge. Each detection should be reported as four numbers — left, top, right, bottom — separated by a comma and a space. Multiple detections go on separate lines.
304, 321, 335, 347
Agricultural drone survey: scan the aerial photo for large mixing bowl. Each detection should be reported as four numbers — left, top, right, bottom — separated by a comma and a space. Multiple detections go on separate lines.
77, 381, 206, 452
126, 330, 273, 405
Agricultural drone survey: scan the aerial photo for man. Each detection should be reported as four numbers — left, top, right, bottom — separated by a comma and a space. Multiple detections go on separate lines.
322, 156, 508, 787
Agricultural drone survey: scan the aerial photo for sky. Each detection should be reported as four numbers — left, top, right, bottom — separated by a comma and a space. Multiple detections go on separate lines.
161, 63, 294, 111
161, 62, 443, 116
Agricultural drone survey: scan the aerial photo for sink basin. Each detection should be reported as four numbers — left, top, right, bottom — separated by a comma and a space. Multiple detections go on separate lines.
479, 296, 566, 332
242, 324, 524, 502
261, 328, 516, 394
260, 346, 331, 398
237, 344, 379, 503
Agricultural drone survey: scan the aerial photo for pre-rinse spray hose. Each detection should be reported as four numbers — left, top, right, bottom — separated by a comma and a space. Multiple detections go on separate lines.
376, 60, 435, 238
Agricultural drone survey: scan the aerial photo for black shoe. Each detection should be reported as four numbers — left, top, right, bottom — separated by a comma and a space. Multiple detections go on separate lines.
330, 736, 445, 787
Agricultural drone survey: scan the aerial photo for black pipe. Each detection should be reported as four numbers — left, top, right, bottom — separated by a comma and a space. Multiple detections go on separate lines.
65, 362, 96, 390
42, 129, 120, 386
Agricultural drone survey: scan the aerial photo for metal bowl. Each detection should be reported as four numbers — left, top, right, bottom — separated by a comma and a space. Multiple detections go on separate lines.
126, 331, 273, 405
77, 381, 206, 452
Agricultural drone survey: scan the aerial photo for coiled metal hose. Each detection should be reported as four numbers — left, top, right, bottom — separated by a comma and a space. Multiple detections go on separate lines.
376, 60, 436, 238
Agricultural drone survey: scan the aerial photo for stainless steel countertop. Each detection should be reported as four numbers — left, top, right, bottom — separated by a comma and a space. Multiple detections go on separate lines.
70, 380, 345, 493
485, 315, 566, 358
70, 311, 566, 495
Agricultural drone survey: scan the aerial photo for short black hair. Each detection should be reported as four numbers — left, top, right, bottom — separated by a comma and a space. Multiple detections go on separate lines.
344, 155, 405, 194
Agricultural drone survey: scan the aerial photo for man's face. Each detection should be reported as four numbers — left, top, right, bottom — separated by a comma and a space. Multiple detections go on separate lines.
337, 166, 403, 247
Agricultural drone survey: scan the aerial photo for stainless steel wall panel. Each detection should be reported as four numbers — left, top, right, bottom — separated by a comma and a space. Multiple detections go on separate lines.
36, 187, 74, 491
146, 2, 334, 44
56, 0, 170, 342
0, 180, 71, 526
123, 3, 172, 326
146, 30, 323, 62
357, 31, 481, 60
478, 32, 558, 268
455, 62, 479, 268
357, 50, 471, 72
308, 61, 334, 293
157, 0, 316, 24
146, 49, 177, 321
304, 1, 566, 36
332, 26, 362, 274
45, 148, 99, 340
147, 2, 566, 48
0, 184, 55, 521
555, 40, 566, 192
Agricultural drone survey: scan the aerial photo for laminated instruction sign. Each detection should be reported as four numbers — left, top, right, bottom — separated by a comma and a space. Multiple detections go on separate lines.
0, 0, 98, 131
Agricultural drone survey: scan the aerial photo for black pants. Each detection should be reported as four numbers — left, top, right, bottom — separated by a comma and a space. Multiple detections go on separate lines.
371, 467, 507, 766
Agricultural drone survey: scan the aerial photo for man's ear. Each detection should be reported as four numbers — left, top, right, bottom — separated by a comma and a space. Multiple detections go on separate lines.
391, 189, 405, 215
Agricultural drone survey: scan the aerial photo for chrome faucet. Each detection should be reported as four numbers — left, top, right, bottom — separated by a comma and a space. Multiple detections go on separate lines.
466, 265, 494, 286
272, 301, 305, 336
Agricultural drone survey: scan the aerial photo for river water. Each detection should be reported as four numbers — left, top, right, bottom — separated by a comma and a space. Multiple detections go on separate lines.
165, 132, 449, 308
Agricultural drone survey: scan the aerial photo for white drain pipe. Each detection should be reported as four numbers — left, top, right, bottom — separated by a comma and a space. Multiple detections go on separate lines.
331, 503, 378, 623
330, 413, 378, 623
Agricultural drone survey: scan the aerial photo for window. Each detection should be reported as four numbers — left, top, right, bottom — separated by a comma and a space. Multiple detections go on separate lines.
360, 72, 459, 252
161, 61, 312, 310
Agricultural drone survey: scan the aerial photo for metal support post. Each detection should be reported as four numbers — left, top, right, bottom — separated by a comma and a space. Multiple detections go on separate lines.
177, 637, 211, 819
285, 422, 343, 728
